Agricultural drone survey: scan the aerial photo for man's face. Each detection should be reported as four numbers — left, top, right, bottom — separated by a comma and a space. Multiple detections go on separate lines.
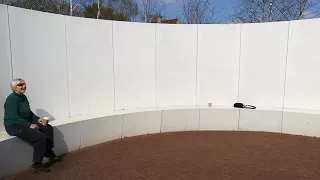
14, 81, 27, 94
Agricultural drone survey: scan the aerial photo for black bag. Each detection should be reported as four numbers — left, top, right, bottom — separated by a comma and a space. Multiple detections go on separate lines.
234, 102, 256, 109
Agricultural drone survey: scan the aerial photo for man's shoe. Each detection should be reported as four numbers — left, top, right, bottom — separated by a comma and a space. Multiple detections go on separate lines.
51, 155, 63, 162
44, 151, 63, 162
32, 162, 50, 173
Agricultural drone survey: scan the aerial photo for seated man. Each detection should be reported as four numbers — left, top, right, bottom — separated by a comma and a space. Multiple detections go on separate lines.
4, 78, 62, 173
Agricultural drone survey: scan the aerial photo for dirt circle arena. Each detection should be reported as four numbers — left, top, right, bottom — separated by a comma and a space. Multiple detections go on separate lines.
6, 131, 320, 180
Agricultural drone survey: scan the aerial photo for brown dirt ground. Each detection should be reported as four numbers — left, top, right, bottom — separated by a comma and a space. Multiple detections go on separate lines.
5, 131, 320, 180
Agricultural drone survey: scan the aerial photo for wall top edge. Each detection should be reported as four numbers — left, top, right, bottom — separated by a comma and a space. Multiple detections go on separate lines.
283, 108, 320, 115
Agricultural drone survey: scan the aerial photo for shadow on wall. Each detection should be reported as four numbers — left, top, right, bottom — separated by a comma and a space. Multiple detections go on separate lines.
52, 127, 68, 156
0, 137, 33, 179
0, 121, 4, 132
36, 109, 70, 155
36, 109, 56, 122
0, 110, 68, 178
0, 128, 68, 179
0, 94, 6, 132
0, 109, 55, 132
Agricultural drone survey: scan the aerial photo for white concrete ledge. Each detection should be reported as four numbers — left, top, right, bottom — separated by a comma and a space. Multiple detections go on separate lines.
282, 111, 320, 137
81, 115, 123, 148
1, 106, 320, 178
199, 108, 239, 131
161, 109, 200, 132
239, 109, 282, 133
123, 111, 161, 138
53, 122, 82, 155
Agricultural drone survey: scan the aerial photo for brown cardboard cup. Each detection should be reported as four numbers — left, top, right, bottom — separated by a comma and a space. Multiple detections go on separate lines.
42, 117, 49, 126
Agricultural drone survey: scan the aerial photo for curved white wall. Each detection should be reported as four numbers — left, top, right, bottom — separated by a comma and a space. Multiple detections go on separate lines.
1, 4, 320, 131
284, 19, 320, 110
0, 5, 12, 132
8, 6, 69, 122
66, 16, 114, 116
239, 22, 289, 109
3, 6, 320, 177
114, 21, 156, 109
197, 24, 241, 106
156, 24, 198, 106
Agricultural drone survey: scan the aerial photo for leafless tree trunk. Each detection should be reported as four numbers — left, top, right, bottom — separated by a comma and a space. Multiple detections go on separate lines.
298, 0, 308, 19
262, 0, 267, 22
70, 0, 73, 16
269, 0, 274, 21
97, 0, 100, 19
95, 0, 109, 19
64, 0, 83, 16
141, 0, 166, 23
178, 0, 219, 24
96, 0, 107, 19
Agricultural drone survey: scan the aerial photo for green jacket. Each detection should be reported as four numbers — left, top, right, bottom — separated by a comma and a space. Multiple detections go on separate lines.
4, 92, 40, 127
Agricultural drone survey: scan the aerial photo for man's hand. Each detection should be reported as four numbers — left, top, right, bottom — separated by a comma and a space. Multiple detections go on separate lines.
38, 119, 44, 124
30, 124, 39, 129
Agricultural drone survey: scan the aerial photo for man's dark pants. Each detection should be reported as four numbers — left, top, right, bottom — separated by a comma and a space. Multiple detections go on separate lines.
5, 123, 54, 163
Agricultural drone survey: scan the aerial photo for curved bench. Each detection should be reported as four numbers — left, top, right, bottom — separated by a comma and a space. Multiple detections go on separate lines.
1, 106, 320, 178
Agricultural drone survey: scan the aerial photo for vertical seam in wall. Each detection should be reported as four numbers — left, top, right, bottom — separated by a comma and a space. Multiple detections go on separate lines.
197, 107, 201, 131
64, 16, 71, 117
237, 24, 243, 102
237, 109, 240, 131
121, 114, 124, 138
195, 24, 199, 105
281, 21, 291, 134
154, 24, 158, 107
112, 21, 116, 111
185, 111, 188, 131
160, 110, 163, 133
79, 121, 84, 149
7, 6, 14, 79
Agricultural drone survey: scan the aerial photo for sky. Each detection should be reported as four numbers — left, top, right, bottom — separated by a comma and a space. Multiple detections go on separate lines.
161, 0, 235, 23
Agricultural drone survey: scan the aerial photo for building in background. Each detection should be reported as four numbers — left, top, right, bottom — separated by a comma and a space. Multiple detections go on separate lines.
153, 15, 181, 24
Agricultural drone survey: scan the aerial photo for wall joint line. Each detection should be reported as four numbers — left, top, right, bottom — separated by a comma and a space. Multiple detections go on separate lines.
237, 23, 243, 102
281, 21, 291, 133
112, 21, 116, 111
64, 16, 71, 117
7, 6, 14, 79
195, 24, 199, 105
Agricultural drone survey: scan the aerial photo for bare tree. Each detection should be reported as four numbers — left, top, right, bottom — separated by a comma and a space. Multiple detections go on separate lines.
178, 0, 219, 24
231, 0, 320, 23
108, 0, 139, 21
281, 0, 320, 20
83, 0, 138, 21
67, 0, 83, 16
231, 0, 271, 23
54, 0, 82, 16
141, 0, 166, 23
85, 0, 107, 19
97, 0, 101, 18
82, 0, 107, 19
4, 0, 83, 16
